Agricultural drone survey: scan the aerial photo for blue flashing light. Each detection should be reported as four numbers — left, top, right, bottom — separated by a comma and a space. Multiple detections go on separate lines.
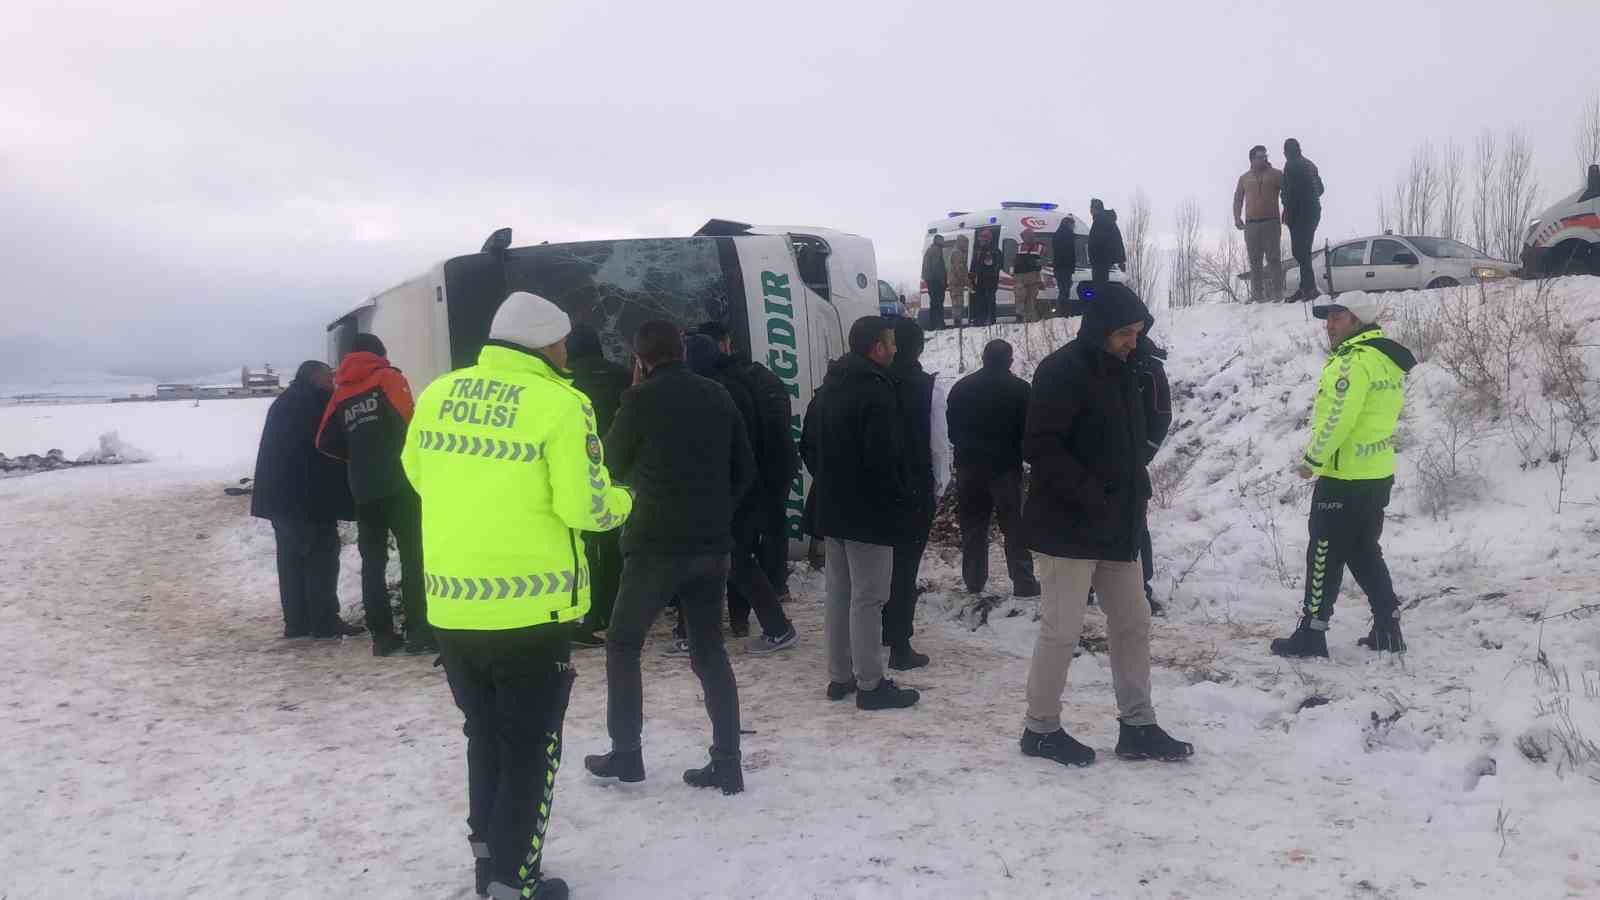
989, 216, 997, 224
999, 201, 1060, 210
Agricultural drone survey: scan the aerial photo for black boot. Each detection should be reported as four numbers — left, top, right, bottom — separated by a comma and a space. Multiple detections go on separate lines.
371, 631, 405, 657
1115, 722, 1195, 762
1020, 728, 1095, 767
683, 758, 744, 795
856, 678, 920, 710
584, 749, 645, 783
888, 641, 930, 671
1269, 619, 1329, 658
1146, 584, 1164, 617
826, 678, 857, 701
1357, 611, 1407, 653
486, 878, 567, 900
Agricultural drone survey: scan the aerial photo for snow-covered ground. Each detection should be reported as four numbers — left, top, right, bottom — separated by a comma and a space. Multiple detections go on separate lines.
4, 279, 1600, 899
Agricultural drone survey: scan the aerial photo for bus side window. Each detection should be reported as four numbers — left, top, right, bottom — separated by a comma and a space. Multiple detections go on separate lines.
1002, 238, 1018, 272
793, 236, 831, 301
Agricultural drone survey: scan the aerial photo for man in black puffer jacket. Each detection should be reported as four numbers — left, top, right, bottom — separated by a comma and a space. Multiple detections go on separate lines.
800, 316, 920, 711
1018, 284, 1193, 769
1087, 200, 1126, 293
252, 361, 359, 639
567, 324, 631, 645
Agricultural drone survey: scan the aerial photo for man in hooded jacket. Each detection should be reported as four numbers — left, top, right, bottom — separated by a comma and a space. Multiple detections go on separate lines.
1087, 199, 1126, 293
252, 360, 360, 639
1019, 284, 1194, 768
317, 334, 430, 656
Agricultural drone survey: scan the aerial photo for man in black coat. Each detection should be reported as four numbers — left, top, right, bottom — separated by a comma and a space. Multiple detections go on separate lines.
1282, 138, 1326, 301
946, 339, 1039, 599
881, 319, 949, 670
968, 232, 1004, 326
1087, 199, 1126, 293
1019, 285, 1193, 768
251, 361, 359, 639
567, 324, 631, 645
1051, 216, 1078, 303
586, 320, 755, 795
687, 334, 797, 652
800, 316, 920, 711
1131, 318, 1173, 616
696, 320, 800, 603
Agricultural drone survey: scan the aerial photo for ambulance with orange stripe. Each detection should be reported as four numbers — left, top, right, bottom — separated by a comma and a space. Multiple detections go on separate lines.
1521, 168, 1600, 277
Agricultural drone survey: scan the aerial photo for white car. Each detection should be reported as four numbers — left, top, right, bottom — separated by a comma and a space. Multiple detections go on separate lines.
1284, 233, 1517, 297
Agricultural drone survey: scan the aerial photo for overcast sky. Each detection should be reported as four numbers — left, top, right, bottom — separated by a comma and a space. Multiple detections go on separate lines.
3, 0, 1597, 379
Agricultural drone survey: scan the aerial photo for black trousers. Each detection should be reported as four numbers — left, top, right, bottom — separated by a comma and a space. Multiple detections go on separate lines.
1304, 477, 1399, 623
727, 523, 792, 639
355, 486, 428, 640
956, 464, 1038, 595
926, 281, 946, 329
756, 495, 790, 597
882, 537, 928, 648
437, 624, 575, 892
1140, 519, 1154, 590
972, 286, 997, 325
607, 552, 741, 762
270, 517, 341, 637
1289, 210, 1321, 296
582, 529, 622, 633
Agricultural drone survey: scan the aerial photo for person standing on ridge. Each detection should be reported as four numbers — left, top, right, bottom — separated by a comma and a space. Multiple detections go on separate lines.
1271, 292, 1414, 658
922, 235, 949, 330
946, 235, 971, 328
317, 333, 431, 656
1282, 137, 1326, 302
403, 291, 634, 900
1087, 199, 1126, 295
969, 232, 1003, 326
1233, 144, 1285, 302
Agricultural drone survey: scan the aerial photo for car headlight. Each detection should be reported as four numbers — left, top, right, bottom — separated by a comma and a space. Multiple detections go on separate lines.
1471, 266, 1508, 279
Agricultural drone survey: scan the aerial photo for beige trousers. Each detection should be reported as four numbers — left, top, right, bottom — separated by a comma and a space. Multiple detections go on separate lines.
1023, 555, 1155, 733
1014, 271, 1043, 322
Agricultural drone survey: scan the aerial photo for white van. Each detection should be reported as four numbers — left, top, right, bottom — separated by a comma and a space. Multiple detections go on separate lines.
327, 220, 882, 545
1521, 168, 1600, 277
918, 201, 1125, 326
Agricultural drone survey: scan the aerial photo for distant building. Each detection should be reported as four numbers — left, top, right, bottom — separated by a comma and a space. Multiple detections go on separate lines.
242, 365, 282, 395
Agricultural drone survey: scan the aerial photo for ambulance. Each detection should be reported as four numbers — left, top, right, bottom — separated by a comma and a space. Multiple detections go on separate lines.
326, 220, 883, 544
918, 201, 1125, 325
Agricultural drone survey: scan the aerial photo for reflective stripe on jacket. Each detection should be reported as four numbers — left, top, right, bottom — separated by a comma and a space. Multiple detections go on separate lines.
402, 344, 633, 631
1303, 327, 1413, 481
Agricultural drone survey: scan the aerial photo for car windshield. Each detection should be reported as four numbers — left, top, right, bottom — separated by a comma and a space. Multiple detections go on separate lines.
1407, 237, 1488, 260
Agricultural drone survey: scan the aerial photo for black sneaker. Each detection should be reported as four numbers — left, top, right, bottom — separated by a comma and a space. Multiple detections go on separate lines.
1357, 612, 1407, 653
485, 878, 567, 900
372, 631, 405, 657
1115, 722, 1194, 762
683, 759, 744, 795
888, 642, 930, 671
1013, 580, 1042, 599
856, 679, 920, 711
1021, 728, 1095, 767
1270, 620, 1329, 658
332, 618, 366, 637
826, 678, 857, 701
571, 630, 606, 650
748, 624, 797, 655
584, 749, 645, 783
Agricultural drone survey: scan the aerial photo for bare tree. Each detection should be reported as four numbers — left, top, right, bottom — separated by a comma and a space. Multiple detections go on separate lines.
1472, 130, 1497, 254
1168, 198, 1203, 309
1195, 220, 1248, 303
1405, 141, 1441, 236
1576, 90, 1600, 179
1440, 139, 1465, 241
1376, 188, 1392, 234
1493, 128, 1540, 260
1124, 189, 1162, 301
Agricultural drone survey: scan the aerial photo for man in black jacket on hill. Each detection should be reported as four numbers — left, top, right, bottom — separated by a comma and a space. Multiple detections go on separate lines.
566, 324, 631, 646
585, 320, 755, 795
800, 316, 920, 711
1019, 284, 1193, 768
251, 361, 361, 640
1088, 199, 1126, 294
1282, 138, 1326, 302
946, 339, 1039, 599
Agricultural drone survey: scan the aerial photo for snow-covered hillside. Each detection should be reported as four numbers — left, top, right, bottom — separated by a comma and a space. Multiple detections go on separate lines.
3, 278, 1599, 899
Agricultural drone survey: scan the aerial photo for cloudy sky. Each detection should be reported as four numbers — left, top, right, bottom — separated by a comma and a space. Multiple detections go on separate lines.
3, 0, 1597, 379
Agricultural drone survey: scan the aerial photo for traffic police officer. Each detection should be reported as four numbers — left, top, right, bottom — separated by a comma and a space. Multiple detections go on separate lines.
402, 291, 633, 900
1272, 292, 1415, 659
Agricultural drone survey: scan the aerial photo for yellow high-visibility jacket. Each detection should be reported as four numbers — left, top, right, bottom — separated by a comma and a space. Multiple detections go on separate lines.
402, 344, 633, 631
1302, 327, 1416, 481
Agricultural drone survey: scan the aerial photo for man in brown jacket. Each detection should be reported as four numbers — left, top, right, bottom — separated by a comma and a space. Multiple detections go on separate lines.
946, 235, 970, 327
1233, 145, 1284, 302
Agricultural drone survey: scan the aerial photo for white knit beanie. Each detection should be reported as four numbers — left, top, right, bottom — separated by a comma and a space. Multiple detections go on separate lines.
490, 292, 572, 349
1312, 291, 1383, 324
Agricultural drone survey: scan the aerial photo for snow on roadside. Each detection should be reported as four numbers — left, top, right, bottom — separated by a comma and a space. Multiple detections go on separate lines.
0, 397, 273, 472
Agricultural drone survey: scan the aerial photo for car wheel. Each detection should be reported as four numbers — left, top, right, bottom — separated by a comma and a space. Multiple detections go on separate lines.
1426, 277, 1459, 290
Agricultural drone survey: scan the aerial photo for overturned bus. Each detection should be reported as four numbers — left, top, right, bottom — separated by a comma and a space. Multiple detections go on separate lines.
326, 220, 883, 545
